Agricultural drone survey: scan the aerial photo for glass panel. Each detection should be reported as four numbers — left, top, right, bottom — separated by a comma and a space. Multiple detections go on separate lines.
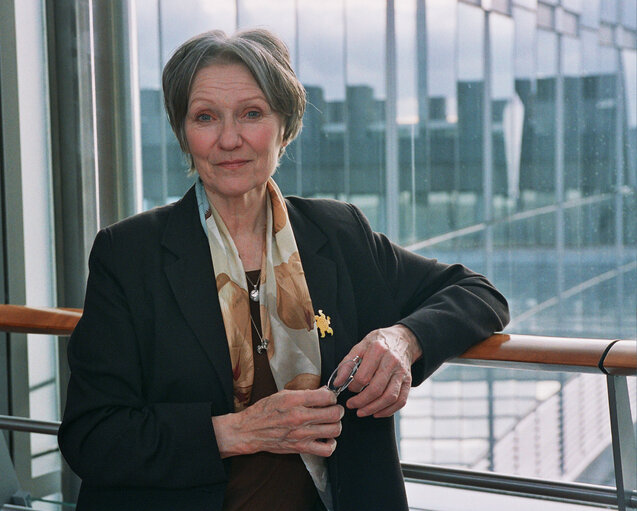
537, 3, 555, 29
513, 6, 538, 218
399, 3, 633, 487
237, 0, 295, 42
344, 0, 386, 230
622, 49, 637, 190
421, 0, 459, 240
562, 35, 581, 207
513, 0, 537, 8
623, 0, 637, 29
401, 365, 636, 483
396, 0, 418, 244
295, 0, 345, 199
557, 9, 579, 36
561, 0, 583, 13
490, 0, 511, 15
532, 29, 557, 206
580, 0, 601, 28
456, 3, 484, 231
600, 0, 618, 23
490, 13, 515, 221
599, 22, 615, 45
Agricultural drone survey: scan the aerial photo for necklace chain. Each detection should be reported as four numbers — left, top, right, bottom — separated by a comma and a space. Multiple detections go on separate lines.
249, 310, 268, 354
246, 271, 267, 353
246, 270, 261, 302
245, 271, 260, 288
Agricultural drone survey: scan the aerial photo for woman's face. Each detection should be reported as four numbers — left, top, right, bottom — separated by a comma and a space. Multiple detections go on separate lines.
184, 62, 286, 203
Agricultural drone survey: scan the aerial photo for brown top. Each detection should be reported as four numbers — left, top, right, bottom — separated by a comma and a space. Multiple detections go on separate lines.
222, 271, 320, 511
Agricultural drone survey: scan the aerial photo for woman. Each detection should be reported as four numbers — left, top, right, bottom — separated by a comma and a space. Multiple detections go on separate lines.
58, 29, 509, 511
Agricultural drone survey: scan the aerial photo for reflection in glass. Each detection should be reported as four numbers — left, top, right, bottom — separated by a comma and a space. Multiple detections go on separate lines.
345, 0, 386, 229
457, 3, 484, 223
622, 49, 637, 189
131, 0, 637, 492
490, 13, 516, 219
420, 0, 459, 241
600, 0, 618, 23
580, 0, 601, 27
293, 0, 345, 199
396, 0, 418, 243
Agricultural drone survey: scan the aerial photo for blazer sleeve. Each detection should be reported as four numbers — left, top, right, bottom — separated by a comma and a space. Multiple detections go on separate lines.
347, 204, 510, 386
58, 228, 227, 489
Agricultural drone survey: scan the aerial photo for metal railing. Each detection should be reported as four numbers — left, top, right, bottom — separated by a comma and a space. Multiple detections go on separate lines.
1, 304, 636, 510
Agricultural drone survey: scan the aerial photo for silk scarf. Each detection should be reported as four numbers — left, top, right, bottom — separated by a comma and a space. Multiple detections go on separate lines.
195, 178, 329, 496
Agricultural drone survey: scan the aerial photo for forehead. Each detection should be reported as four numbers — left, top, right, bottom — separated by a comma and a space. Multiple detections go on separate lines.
189, 62, 266, 104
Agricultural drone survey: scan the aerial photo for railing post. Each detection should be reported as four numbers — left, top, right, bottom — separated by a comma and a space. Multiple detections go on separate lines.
607, 375, 637, 511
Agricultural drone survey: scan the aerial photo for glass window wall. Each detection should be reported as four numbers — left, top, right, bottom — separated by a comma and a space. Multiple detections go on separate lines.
130, 1, 636, 490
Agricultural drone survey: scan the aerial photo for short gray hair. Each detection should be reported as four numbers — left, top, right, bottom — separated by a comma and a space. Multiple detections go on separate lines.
162, 28, 306, 173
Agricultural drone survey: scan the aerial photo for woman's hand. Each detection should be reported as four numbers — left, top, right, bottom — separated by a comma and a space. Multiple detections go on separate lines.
212, 388, 343, 458
340, 324, 422, 418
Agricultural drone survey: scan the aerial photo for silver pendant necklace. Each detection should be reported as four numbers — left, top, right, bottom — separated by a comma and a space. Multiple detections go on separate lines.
246, 271, 261, 302
250, 313, 269, 354
246, 271, 267, 354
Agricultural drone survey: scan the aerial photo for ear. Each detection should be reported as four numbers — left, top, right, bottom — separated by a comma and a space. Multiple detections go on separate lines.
280, 124, 289, 148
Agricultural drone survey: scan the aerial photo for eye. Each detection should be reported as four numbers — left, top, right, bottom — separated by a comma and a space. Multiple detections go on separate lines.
245, 110, 262, 120
196, 113, 212, 122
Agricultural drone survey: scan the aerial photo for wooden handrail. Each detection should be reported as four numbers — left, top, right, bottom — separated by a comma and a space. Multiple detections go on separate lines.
454, 333, 637, 375
0, 304, 81, 335
1, 305, 635, 375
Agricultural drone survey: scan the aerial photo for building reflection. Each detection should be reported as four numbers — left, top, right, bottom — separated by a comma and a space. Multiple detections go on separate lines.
136, 0, 636, 487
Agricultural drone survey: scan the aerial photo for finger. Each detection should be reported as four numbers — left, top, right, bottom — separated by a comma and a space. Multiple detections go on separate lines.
289, 421, 342, 441
346, 351, 401, 408
346, 331, 397, 393
305, 438, 337, 457
352, 371, 405, 417
296, 387, 338, 408
332, 343, 369, 389
282, 403, 343, 430
330, 358, 359, 388
345, 348, 384, 393
371, 379, 411, 418
304, 404, 344, 425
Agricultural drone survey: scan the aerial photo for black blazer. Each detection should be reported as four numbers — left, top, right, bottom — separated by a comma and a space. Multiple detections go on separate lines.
58, 186, 509, 511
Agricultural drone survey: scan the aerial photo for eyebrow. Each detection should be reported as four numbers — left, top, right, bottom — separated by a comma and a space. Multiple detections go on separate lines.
188, 94, 269, 109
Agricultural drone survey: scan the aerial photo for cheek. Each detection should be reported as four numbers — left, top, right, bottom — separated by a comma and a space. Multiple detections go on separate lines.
184, 126, 210, 156
253, 127, 284, 158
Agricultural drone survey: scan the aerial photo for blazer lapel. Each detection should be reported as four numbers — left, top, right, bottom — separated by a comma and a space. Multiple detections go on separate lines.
287, 199, 356, 383
161, 187, 234, 410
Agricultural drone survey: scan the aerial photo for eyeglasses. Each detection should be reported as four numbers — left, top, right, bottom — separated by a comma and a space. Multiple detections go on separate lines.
327, 356, 362, 396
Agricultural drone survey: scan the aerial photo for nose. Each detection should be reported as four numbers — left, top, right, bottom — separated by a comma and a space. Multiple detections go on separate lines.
218, 118, 242, 151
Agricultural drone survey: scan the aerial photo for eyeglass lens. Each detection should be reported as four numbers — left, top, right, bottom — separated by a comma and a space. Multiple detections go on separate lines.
327, 356, 362, 396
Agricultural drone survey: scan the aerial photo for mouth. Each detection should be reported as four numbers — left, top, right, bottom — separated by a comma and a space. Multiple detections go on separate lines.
215, 159, 250, 169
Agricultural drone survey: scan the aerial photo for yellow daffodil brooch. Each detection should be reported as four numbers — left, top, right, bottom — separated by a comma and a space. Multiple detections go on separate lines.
315, 310, 333, 338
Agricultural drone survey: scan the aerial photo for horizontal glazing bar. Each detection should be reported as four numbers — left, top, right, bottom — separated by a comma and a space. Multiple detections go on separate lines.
401, 462, 637, 507
0, 415, 60, 435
